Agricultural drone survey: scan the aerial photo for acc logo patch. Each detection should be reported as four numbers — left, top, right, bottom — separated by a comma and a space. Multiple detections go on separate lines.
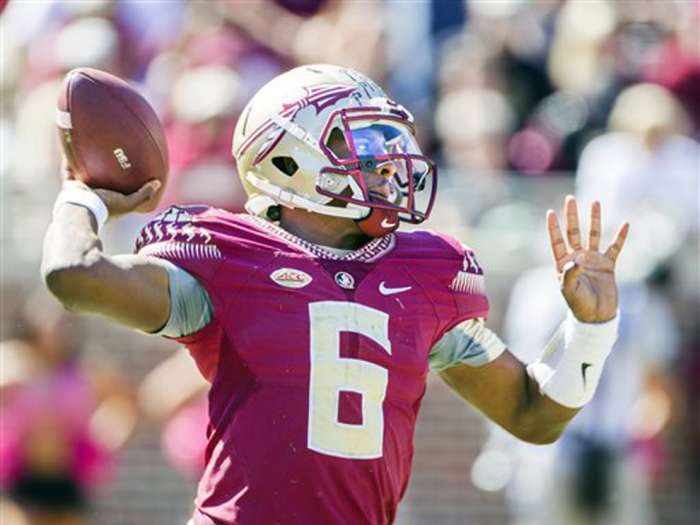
270, 268, 313, 289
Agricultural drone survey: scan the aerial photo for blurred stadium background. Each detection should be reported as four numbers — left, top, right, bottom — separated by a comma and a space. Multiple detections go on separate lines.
0, 1, 697, 524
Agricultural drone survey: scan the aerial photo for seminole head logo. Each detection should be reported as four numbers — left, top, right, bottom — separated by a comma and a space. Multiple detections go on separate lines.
282, 85, 358, 115
240, 85, 358, 165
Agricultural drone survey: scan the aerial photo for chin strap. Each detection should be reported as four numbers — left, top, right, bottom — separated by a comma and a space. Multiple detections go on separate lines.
355, 198, 400, 237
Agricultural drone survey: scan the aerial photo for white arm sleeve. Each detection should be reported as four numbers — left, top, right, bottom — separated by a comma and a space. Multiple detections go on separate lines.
429, 318, 507, 372
145, 258, 213, 338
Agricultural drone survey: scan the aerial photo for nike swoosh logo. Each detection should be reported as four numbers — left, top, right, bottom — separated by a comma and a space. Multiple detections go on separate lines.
581, 362, 593, 388
379, 281, 412, 295
380, 218, 397, 228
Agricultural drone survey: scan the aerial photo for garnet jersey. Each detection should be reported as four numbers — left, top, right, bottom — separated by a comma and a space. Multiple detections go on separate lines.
135, 206, 489, 525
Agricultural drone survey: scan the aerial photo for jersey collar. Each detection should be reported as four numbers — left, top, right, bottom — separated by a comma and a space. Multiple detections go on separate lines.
244, 215, 396, 263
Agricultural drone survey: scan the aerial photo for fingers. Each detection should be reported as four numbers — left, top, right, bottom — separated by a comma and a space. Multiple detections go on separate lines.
547, 209, 568, 272
565, 195, 582, 250
588, 201, 601, 251
93, 179, 161, 216
604, 222, 630, 264
549, 196, 630, 270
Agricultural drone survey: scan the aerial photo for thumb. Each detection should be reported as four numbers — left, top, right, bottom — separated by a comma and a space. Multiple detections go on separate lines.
561, 259, 584, 293
127, 179, 162, 207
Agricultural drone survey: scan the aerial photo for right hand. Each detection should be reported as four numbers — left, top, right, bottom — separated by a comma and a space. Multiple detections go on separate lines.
62, 157, 161, 219
546, 196, 629, 323
92, 180, 162, 218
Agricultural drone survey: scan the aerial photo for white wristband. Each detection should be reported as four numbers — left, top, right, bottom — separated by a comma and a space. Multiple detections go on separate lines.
527, 311, 619, 408
53, 185, 109, 233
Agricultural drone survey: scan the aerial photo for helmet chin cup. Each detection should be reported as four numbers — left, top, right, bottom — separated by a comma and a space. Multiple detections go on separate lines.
355, 197, 399, 237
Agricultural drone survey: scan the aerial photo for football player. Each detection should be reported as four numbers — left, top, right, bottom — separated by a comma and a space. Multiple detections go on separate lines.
42, 65, 628, 525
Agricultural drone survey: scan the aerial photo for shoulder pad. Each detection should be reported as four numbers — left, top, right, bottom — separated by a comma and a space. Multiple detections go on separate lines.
134, 205, 222, 258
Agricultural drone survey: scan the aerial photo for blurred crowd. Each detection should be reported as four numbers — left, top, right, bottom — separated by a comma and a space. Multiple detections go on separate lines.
0, 1, 698, 524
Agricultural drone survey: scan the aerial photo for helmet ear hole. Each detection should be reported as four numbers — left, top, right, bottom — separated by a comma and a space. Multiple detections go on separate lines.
266, 205, 281, 221
271, 156, 299, 176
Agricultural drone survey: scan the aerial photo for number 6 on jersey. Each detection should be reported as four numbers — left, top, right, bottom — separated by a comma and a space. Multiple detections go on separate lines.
308, 302, 391, 459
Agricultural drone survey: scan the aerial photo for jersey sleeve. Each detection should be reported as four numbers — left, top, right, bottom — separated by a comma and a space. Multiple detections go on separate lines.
422, 234, 491, 347
133, 206, 230, 381
134, 206, 226, 286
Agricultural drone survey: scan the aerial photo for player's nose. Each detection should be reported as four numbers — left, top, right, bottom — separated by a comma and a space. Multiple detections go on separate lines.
366, 161, 396, 197
376, 161, 398, 180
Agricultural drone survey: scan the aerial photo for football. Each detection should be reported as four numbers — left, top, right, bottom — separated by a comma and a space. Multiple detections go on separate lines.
56, 68, 168, 211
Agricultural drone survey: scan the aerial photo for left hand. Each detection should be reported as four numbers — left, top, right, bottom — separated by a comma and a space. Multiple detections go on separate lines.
547, 196, 629, 323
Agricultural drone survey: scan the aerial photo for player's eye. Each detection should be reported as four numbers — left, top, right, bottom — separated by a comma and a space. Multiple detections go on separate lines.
326, 128, 352, 159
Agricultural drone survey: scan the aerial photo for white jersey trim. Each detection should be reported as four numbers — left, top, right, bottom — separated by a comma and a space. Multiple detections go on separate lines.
138, 241, 222, 260
242, 215, 396, 262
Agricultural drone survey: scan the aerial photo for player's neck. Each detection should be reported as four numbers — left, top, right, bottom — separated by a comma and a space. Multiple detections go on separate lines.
278, 207, 370, 250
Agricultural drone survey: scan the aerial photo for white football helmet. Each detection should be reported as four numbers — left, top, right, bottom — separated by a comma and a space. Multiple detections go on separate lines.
232, 64, 437, 237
